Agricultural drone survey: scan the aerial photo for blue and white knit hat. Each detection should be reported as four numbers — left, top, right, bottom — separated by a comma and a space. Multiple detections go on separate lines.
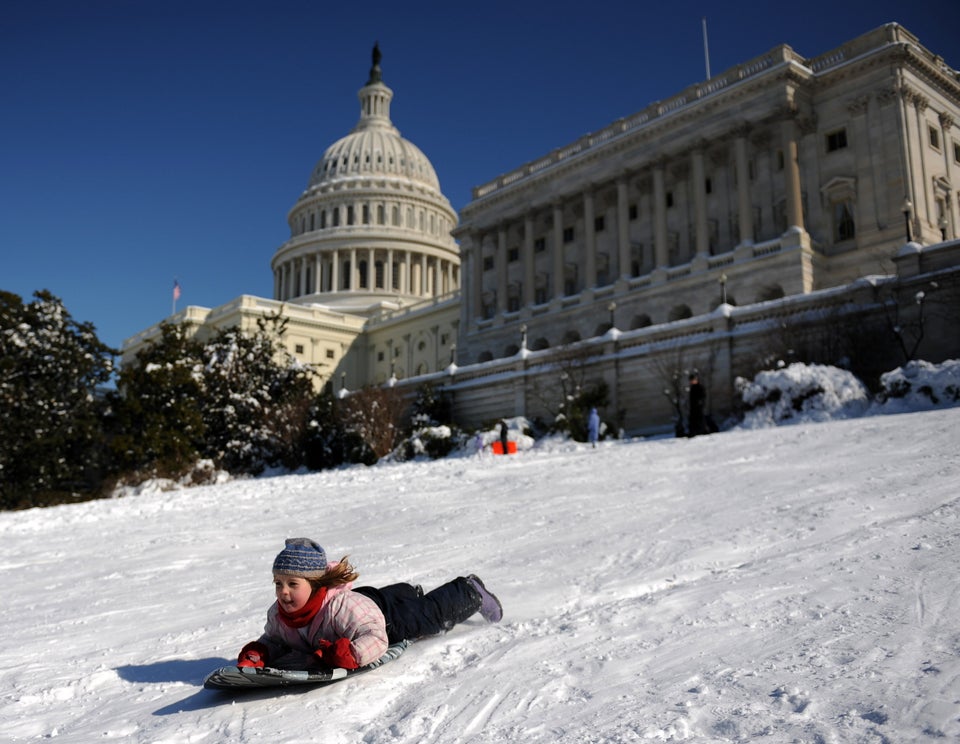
272, 538, 328, 579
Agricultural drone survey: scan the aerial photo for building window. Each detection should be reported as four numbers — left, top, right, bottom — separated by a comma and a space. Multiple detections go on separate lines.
776, 151, 784, 171
326, 349, 335, 359
482, 256, 494, 271
535, 286, 548, 305
294, 344, 304, 355
377, 351, 384, 362
929, 126, 940, 151
320, 211, 326, 229
534, 237, 546, 253
508, 295, 521, 312
347, 206, 355, 225
563, 227, 574, 243
826, 129, 848, 152
705, 178, 713, 194
629, 204, 638, 220
666, 191, 674, 208
954, 141, 960, 164
377, 204, 385, 224
508, 246, 520, 262
362, 205, 370, 224
332, 208, 341, 227
594, 216, 605, 232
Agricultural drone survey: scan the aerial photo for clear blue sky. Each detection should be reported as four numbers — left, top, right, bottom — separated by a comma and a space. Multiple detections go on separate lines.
3, 0, 957, 352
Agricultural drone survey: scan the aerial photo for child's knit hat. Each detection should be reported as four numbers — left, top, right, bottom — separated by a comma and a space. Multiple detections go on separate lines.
272, 538, 328, 579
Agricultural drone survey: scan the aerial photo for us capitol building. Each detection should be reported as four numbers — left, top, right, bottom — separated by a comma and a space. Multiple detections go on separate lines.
124, 25, 960, 434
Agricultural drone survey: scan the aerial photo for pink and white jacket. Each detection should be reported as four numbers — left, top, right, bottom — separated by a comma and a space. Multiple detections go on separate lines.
257, 583, 389, 667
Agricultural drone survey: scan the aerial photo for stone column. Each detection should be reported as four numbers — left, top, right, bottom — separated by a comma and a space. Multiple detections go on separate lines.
349, 248, 358, 290
734, 131, 753, 244
583, 189, 596, 289
467, 235, 482, 319
331, 250, 339, 292
653, 162, 668, 268
552, 202, 564, 300
781, 118, 804, 231
940, 113, 958, 236
420, 254, 428, 297
497, 227, 508, 314
314, 255, 322, 294
691, 148, 709, 257
523, 214, 535, 307
386, 249, 394, 291
617, 177, 630, 280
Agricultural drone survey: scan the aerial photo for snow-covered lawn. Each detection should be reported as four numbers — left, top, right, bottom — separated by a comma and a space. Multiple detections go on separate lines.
1, 364, 958, 742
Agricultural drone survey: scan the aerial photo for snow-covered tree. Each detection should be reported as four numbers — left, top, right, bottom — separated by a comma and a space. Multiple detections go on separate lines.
0, 290, 115, 509
200, 315, 315, 474
107, 322, 206, 480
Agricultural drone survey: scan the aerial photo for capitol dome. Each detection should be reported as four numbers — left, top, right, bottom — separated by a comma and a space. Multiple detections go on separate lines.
271, 45, 459, 315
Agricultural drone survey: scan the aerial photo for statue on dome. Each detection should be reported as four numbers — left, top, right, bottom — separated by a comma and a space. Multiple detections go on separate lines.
368, 42, 382, 84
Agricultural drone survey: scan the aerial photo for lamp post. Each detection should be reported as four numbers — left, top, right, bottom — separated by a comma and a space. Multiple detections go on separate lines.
719, 273, 728, 305
519, 323, 528, 351
902, 197, 914, 242
449, 343, 456, 365
939, 215, 949, 241
607, 301, 617, 331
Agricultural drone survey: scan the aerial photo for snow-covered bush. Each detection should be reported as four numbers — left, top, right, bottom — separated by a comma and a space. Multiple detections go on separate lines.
873, 359, 960, 413
1, 290, 115, 509
736, 363, 870, 429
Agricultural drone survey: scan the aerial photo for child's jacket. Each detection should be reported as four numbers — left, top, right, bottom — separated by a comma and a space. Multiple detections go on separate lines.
257, 583, 389, 667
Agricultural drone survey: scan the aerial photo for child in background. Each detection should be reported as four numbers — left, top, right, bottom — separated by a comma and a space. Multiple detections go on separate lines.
236, 538, 503, 670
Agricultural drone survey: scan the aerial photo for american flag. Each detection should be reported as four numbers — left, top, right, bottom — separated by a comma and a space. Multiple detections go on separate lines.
173, 280, 181, 301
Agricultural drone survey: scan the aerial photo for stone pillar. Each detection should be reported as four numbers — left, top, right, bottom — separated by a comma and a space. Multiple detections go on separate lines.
781, 118, 804, 231
940, 113, 958, 237
314, 255, 322, 294
617, 177, 630, 280
583, 189, 596, 289
331, 250, 339, 292
349, 248, 358, 290
523, 214, 535, 307
497, 227, 507, 314
367, 248, 375, 290
734, 131, 753, 244
552, 203, 564, 300
653, 162, 668, 268
386, 249, 394, 292
691, 148, 709, 257
468, 235, 483, 319
420, 254, 428, 296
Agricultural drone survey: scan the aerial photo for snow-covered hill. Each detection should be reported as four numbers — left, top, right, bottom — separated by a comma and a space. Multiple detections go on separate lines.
2, 382, 959, 742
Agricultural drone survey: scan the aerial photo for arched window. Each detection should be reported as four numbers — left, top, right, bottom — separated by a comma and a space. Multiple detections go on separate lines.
631, 314, 652, 330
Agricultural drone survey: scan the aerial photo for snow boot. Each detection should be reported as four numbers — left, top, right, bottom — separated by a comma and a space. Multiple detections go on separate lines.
467, 574, 503, 623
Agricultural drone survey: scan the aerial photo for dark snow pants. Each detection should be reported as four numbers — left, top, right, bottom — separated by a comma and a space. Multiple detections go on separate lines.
355, 578, 480, 643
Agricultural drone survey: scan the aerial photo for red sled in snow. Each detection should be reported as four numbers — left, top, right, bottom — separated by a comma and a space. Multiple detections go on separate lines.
491, 441, 517, 455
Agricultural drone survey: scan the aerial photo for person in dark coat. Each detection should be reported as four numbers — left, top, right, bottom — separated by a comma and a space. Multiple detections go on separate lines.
499, 420, 509, 454
688, 373, 707, 437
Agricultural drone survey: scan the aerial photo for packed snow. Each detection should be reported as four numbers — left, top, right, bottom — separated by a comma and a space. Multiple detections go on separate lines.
1, 363, 959, 743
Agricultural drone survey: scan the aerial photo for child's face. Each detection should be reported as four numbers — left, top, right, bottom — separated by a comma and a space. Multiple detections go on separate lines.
274, 574, 313, 613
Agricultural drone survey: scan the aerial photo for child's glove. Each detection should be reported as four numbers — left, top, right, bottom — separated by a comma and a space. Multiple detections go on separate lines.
315, 637, 358, 669
237, 641, 268, 669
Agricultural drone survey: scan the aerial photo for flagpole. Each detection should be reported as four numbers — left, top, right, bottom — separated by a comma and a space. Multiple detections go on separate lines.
702, 17, 711, 79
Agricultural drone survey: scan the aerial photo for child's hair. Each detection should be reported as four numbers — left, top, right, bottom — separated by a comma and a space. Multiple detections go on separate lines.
308, 556, 359, 590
